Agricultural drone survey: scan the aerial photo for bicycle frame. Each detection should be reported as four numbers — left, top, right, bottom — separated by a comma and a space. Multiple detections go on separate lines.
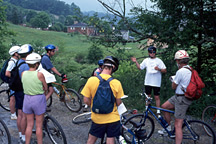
52, 82, 68, 99
142, 92, 199, 141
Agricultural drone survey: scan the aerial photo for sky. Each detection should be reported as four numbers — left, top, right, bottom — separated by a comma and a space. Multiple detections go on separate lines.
61, 0, 154, 13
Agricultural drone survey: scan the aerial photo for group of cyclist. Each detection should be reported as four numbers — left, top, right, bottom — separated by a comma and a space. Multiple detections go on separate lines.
4, 44, 193, 144
5, 44, 66, 144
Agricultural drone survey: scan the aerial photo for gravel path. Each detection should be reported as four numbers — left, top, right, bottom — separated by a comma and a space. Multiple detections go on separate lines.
0, 93, 209, 144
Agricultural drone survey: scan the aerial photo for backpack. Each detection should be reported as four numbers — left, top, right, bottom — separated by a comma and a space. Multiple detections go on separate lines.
183, 66, 205, 100
0, 58, 15, 83
8, 60, 25, 91
92, 75, 115, 114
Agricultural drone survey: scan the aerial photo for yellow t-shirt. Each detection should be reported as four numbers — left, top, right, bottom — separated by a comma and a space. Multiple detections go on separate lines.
81, 74, 124, 124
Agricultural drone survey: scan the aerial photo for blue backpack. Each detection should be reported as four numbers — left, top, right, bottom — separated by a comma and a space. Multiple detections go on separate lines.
92, 75, 115, 114
0, 58, 15, 83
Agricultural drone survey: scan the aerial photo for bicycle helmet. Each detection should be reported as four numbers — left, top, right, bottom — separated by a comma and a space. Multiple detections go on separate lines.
98, 59, 104, 66
174, 50, 189, 60
148, 46, 156, 53
18, 44, 33, 55
26, 52, 41, 64
103, 56, 119, 72
9, 46, 20, 56
45, 44, 56, 51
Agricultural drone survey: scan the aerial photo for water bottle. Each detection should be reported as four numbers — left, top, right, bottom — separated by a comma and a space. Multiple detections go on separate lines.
158, 116, 169, 128
53, 86, 60, 94
119, 135, 127, 144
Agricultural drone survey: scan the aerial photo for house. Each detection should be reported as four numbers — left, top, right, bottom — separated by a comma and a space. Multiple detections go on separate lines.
67, 22, 97, 36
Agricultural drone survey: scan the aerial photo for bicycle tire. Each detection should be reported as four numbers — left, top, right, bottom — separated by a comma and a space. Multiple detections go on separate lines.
46, 95, 52, 107
72, 112, 91, 124
78, 85, 84, 101
0, 90, 10, 111
63, 88, 82, 112
182, 120, 216, 144
201, 105, 216, 137
44, 115, 67, 144
122, 113, 154, 143
0, 118, 11, 144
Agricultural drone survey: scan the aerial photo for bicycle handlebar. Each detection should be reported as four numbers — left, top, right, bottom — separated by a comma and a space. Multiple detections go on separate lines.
208, 92, 216, 96
140, 90, 153, 103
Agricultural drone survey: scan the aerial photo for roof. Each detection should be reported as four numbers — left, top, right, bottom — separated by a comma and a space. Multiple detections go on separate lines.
69, 23, 88, 27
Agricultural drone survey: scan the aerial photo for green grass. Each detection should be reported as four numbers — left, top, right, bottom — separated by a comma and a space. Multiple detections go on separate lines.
5, 23, 146, 58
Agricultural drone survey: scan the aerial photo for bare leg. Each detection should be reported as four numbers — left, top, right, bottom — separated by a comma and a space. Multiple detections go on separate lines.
25, 114, 34, 144
154, 95, 160, 108
46, 86, 53, 100
9, 95, 16, 114
175, 119, 184, 144
20, 111, 27, 136
87, 133, 97, 144
161, 101, 174, 125
35, 114, 44, 144
106, 137, 115, 144
17, 109, 22, 134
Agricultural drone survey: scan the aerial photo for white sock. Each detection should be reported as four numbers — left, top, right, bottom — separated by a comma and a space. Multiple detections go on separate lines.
19, 132, 22, 138
11, 113, 16, 116
157, 110, 161, 114
22, 135, 25, 141
145, 106, 148, 110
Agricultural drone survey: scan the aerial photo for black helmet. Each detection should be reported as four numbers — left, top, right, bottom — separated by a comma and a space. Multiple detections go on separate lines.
103, 56, 119, 72
148, 46, 156, 53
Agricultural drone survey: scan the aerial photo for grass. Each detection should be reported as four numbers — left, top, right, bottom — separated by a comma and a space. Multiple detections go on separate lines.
5, 23, 146, 58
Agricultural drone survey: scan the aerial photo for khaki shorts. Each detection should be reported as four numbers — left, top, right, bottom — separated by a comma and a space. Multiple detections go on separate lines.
168, 95, 193, 119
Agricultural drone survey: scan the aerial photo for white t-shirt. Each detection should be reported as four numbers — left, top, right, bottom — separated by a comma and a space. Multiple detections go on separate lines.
173, 65, 192, 94
6, 57, 17, 72
140, 57, 166, 87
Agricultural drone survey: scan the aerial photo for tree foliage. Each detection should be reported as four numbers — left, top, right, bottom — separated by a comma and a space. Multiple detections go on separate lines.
30, 12, 50, 29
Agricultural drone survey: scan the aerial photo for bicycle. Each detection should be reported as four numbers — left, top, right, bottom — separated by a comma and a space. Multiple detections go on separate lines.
46, 80, 82, 112
201, 92, 216, 137
0, 81, 11, 111
121, 91, 216, 144
0, 118, 11, 144
32, 112, 67, 144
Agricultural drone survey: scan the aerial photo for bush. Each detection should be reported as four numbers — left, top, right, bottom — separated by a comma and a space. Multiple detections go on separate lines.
87, 44, 103, 64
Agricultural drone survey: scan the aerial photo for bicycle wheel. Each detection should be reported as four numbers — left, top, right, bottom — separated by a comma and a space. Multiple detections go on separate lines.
0, 90, 10, 111
182, 120, 215, 144
0, 118, 11, 144
63, 88, 82, 112
72, 112, 91, 124
202, 105, 216, 136
46, 95, 52, 107
44, 115, 67, 144
122, 113, 154, 143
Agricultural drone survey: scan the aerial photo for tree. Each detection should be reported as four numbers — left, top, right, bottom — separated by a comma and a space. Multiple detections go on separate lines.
26, 10, 37, 23
65, 15, 75, 26
30, 12, 50, 29
0, 0, 14, 60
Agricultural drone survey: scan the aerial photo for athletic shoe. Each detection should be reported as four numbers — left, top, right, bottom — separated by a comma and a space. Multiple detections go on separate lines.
11, 114, 17, 120
158, 125, 171, 135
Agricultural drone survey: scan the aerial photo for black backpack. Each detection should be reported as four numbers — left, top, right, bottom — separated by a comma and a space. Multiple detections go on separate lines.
9, 60, 25, 91
92, 75, 115, 114
0, 58, 15, 83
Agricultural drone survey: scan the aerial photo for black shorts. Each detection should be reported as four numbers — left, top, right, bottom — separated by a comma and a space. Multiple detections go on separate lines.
48, 83, 53, 87
14, 91, 24, 110
145, 85, 160, 96
89, 121, 120, 138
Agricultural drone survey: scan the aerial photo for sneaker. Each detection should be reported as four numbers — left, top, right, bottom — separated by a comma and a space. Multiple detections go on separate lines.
158, 125, 171, 135
11, 114, 17, 120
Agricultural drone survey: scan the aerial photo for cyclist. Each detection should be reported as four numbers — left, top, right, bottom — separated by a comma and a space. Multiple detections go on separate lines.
131, 46, 167, 115
41, 44, 67, 101
5, 46, 20, 120
22, 53, 48, 144
92, 59, 104, 76
158, 50, 192, 144
81, 56, 124, 144
15, 44, 33, 143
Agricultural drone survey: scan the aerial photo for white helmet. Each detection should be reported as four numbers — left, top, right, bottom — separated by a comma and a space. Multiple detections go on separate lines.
26, 53, 41, 64
9, 46, 20, 56
18, 44, 33, 55
174, 50, 189, 60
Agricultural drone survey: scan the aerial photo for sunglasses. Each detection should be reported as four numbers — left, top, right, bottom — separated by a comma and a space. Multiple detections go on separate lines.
149, 51, 156, 54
